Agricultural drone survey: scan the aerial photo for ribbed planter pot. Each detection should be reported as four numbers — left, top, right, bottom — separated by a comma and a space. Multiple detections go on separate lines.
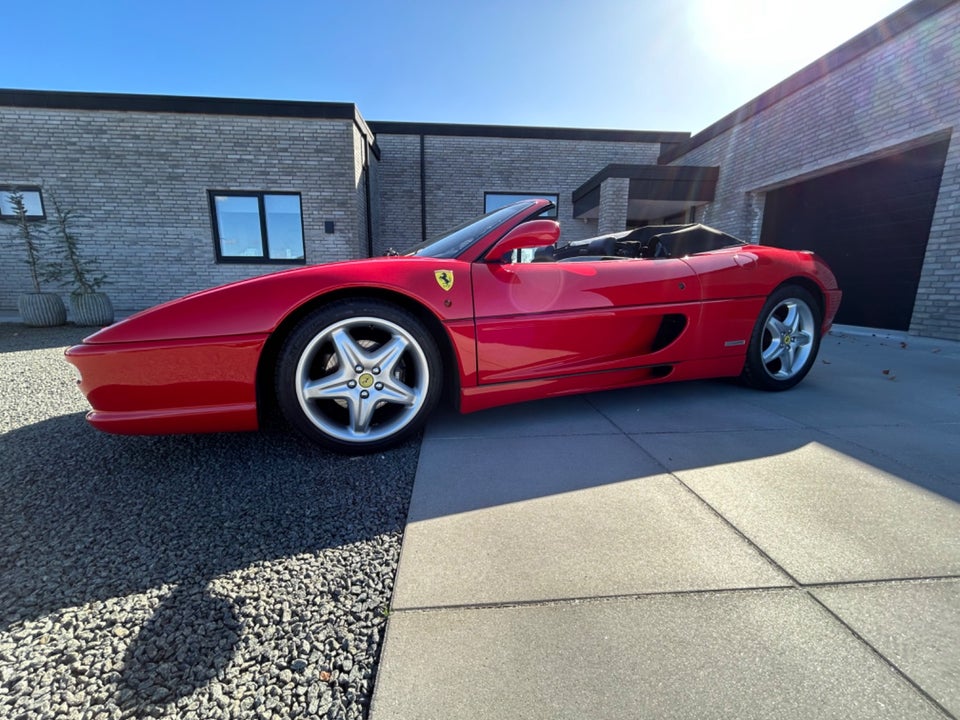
70, 292, 115, 327
18, 292, 67, 327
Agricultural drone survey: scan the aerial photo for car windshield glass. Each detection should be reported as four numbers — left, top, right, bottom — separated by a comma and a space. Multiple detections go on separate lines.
402, 201, 536, 259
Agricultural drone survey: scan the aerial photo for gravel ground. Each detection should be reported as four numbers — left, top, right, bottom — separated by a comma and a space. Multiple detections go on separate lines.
0, 323, 421, 719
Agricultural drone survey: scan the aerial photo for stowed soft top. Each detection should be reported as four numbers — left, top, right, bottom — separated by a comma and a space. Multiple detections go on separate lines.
546, 224, 745, 261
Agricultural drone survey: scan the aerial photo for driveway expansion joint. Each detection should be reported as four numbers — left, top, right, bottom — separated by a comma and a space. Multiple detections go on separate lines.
390, 584, 802, 615
807, 592, 958, 720
390, 575, 960, 616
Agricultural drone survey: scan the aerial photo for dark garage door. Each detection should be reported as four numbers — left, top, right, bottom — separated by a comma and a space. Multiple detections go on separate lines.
760, 137, 950, 330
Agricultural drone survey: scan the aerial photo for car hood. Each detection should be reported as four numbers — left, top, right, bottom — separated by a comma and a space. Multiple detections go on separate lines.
83, 256, 473, 344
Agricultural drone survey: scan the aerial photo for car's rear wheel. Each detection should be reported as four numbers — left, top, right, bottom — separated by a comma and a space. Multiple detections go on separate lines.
741, 285, 822, 391
276, 299, 442, 453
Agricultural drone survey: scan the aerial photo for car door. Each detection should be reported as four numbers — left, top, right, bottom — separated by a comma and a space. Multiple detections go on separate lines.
471, 258, 702, 384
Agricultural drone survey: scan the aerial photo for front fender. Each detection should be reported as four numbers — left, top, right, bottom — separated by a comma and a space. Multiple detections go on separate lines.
83, 258, 474, 345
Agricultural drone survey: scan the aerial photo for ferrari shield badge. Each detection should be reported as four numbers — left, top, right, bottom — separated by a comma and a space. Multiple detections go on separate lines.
434, 270, 454, 291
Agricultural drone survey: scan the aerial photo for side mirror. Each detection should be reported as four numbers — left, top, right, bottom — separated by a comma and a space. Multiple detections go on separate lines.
485, 219, 560, 261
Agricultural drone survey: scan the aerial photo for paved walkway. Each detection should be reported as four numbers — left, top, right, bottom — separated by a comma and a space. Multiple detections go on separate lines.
370, 331, 960, 719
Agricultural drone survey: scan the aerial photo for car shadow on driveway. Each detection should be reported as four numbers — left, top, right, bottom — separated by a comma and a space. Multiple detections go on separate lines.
0, 412, 418, 713
0, 323, 96, 352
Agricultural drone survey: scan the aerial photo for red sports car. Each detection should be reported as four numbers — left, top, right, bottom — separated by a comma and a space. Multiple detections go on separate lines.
66, 199, 841, 453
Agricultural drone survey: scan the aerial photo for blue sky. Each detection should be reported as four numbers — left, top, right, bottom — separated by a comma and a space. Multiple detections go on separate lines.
6, 0, 910, 134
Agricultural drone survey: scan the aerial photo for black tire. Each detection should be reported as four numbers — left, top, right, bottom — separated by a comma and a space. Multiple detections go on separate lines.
741, 284, 822, 391
275, 299, 442, 453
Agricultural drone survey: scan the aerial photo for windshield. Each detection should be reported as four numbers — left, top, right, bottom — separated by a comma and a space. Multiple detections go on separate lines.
402, 201, 538, 259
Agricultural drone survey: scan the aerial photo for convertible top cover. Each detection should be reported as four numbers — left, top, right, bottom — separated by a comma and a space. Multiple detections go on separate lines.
548, 224, 746, 261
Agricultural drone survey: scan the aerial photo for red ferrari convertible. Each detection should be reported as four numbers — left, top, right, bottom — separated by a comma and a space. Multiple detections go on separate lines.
66, 199, 841, 453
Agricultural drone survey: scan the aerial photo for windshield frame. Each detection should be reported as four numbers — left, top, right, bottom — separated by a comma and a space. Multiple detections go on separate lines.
402, 199, 552, 261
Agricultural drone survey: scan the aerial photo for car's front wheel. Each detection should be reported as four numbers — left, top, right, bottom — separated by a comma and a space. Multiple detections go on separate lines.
741, 285, 822, 391
276, 299, 442, 453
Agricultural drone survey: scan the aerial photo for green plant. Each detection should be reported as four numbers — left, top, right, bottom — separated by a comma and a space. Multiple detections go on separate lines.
2, 189, 58, 293
48, 193, 107, 295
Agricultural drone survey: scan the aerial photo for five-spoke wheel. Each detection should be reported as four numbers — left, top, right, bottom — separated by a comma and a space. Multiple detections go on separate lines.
742, 285, 822, 391
276, 299, 442, 453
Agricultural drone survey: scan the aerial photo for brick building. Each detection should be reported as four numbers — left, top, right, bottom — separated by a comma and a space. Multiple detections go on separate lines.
1, 0, 957, 339
0, 97, 378, 311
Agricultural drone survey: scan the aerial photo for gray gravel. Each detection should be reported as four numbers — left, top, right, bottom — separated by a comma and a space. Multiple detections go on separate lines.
0, 323, 420, 719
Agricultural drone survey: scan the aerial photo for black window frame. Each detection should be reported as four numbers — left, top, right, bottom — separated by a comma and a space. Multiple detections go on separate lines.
209, 190, 306, 265
0, 186, 46, 220
484, 191, 559, 219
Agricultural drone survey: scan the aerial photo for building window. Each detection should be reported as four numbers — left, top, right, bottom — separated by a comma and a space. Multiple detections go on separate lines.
484, 192, 559, 219
210, 191, 305, 263
0, 187, 45, 219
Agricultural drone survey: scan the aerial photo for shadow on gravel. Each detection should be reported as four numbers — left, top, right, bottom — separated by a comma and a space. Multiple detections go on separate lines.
0, 323, 91, 352
118, 582, 241, 710
0, 412, 418, 712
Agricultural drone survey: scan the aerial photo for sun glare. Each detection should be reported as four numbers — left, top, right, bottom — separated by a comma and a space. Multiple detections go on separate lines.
691, 0, 912, 72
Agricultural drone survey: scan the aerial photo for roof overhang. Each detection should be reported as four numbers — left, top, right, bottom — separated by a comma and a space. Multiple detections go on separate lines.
572, 164, 719, 223
368, 120, 690, 145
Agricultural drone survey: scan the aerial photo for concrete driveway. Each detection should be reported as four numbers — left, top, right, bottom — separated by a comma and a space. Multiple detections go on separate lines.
370, 330, 960, 719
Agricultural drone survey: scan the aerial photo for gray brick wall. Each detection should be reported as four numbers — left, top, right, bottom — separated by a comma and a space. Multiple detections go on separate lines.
422, 135, 661, 244
598, 178, 630, 234
375, 134, 662, 252
667, 1, 960, 339
0, 108, 364, 314
375, 134, 423, 255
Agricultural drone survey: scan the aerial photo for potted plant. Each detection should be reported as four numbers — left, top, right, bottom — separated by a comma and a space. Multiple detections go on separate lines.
2, 189, 67, 327
48, 194, 114, 327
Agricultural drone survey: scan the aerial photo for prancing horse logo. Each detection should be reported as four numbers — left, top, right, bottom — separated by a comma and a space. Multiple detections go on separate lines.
434, 270, 454, 291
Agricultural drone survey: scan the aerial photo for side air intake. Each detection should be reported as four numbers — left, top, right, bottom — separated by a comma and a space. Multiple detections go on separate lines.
651, 314, 687, 352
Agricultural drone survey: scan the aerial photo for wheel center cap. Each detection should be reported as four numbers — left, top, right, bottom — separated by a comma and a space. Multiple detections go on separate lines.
783, 334, 792, 345
358, 372, 375, 389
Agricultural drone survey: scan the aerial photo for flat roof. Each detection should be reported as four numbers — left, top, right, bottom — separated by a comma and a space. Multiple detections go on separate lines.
369, 120, 689, 145
572, 164, 720, 220
0, 88, 378, 152
0, 89, 683, 148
